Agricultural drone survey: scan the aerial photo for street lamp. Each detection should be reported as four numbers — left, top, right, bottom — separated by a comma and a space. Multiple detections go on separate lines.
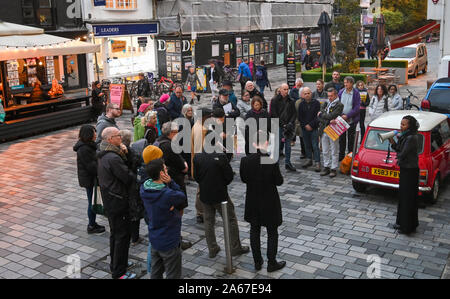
191, 2, 201, 68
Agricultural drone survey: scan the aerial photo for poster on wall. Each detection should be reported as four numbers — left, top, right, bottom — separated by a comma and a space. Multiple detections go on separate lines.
249, 43, 255, 56
260, 42, 265, 53
287, 34, 295, 56
276, 34, 285, 65
243, 44, 249, 57
236, 44, 242, 57
255, 43, 259, 55
310, 33, 321, 52
295, 33, 303, 61
167, 42, 176, 53
212, 44, 220, 57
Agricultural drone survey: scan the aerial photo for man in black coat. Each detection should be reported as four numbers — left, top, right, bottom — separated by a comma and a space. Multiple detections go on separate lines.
303, 49, 314, 70
193, 137, 249, 259
240, 131, 286, 272
97, 127, 136, 279
270, 83, 297, 171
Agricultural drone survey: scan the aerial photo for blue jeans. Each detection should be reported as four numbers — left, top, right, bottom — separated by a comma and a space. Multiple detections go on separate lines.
147, 241, 152, 273
279, 128, 292, 165
85, 187, 96, 227
302, 128, 320, 162
257, 82, 265, 94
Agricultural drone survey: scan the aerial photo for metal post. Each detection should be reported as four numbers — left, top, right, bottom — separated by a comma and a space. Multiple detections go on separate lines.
221, 201, 234, 274
351, 129, 360, 174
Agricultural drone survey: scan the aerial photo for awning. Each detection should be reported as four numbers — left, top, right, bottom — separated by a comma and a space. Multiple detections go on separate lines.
390, 21, 440, 50
0, 21, 43, 36
0, 33, 100, 61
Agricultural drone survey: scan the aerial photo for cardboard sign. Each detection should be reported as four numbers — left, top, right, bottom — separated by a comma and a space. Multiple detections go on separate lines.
324, 116, 350, 141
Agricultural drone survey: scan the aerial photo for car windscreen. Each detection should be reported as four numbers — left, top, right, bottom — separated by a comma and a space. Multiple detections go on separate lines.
387, 47, 416, 58
428, 88, 450, 112
364, 129, 424, 154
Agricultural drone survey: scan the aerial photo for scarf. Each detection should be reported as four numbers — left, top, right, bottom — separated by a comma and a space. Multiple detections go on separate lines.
143, 179, 166, 191
326, 99, 338, 114
99, 141, 127, 161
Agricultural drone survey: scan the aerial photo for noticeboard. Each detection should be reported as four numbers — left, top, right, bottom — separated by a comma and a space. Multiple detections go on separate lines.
286, 57, 296, 89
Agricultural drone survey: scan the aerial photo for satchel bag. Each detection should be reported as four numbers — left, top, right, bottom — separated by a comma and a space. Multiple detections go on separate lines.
92, 179, 105, 215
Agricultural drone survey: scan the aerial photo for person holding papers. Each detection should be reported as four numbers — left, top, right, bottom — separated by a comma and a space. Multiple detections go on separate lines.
317, 88, 344, 178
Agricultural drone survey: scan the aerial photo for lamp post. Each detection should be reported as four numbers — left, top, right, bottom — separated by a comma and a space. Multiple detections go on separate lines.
190, 2, 201, 68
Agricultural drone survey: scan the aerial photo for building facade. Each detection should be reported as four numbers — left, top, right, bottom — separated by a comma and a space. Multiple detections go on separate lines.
81, 0, 159, 83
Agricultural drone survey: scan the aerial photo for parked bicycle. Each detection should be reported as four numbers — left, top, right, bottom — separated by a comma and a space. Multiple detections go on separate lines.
223, 65, 239, 82
402, 89, 420, 110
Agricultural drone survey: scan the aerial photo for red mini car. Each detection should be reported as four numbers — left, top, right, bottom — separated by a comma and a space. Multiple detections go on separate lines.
351, 111, 449, 203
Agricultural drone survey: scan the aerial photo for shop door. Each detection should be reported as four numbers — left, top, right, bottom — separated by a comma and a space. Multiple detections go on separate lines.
224, 52, 230, 66
64, 55, 80, 89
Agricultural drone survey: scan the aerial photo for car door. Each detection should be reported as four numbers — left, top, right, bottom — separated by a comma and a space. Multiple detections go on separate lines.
430, 123, 446, 180
439, 119, 450, 176
417, 46, 425, 71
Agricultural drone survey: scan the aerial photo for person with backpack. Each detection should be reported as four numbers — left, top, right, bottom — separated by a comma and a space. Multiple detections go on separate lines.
255, 60, 269, 95
368, 84, 389, 121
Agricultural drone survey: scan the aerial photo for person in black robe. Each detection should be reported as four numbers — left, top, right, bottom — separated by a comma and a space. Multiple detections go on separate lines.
389, 115, 420, 235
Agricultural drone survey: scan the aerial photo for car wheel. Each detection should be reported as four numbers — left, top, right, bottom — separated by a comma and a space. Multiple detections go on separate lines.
425, 174, 440, 204
413, 67, 418, 78
423, 63, 427, 74
352, 181, 367, 193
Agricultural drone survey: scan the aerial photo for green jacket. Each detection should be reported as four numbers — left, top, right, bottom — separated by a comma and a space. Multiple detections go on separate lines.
133, 116, 146, 142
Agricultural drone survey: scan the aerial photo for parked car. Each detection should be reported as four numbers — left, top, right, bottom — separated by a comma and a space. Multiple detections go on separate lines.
385, 43, 428, 78
421, 77, 450, 117
351, 111, 449, 203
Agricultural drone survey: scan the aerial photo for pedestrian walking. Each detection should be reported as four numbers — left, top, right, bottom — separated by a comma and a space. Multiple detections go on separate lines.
337, 76, 360, 161
95, 103, 120, 144
185, 66, 202, 104
389, 115, 420, 235
73, 125, 105, 234
136, 73, 150, 111
356, 81, 369, 141
207, 59, 223, 100
255, 60, 269, 94
91, 81, 106, 121
298, 87, 321, 172
193, 138, 250, 259
97, 127, 135, 279
249, 57, 255, 79
240, 131, 286, 272
318, 88, 344, 178
303, 49, 314, 70
238, 57, 253, 91
140, 159, 186, 279
270, 83, 297, 171
324, 71, 344, 93
368, 84, 389, 121
167, 86, 187, 120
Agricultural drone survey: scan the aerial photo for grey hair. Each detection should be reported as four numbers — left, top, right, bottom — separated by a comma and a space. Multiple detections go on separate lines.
119, 129, 133, 147
161, 122, 179, 136
182, 104, 193, 118
102, 127, 118, 141
142, 110, 158, 127
245, 81, 254, 88
344, 76, 355, 84
295, 78, 304, 85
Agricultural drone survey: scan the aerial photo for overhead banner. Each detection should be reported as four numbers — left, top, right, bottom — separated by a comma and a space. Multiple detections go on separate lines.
93, 23, 159, 37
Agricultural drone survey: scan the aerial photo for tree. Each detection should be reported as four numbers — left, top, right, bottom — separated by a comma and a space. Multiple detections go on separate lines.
382, 8, 404, 34
382, 0, 427, 33
332, 0, 361, 73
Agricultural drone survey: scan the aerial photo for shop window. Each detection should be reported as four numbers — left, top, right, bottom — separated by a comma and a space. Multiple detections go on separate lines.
22, 0, 36, 25
105, 0, 137, 9
38, 0, 53, 27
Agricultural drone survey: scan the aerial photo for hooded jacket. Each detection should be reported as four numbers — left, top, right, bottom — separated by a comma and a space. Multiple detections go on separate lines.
73, 140, 97, 188
140, 180, 186, 252
95, 113, 118, 144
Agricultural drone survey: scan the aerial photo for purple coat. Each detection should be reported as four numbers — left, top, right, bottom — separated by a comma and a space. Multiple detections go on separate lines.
338, 88, 361, 124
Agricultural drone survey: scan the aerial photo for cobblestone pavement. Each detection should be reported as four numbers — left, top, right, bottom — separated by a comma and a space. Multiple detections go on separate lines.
1, 52, 449, 279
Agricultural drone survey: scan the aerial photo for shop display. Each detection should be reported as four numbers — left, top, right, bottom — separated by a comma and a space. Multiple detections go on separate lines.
6, 60, 20, 88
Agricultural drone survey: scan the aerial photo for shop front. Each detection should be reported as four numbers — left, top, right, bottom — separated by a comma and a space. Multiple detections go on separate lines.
88, 22, 159, 80
0, 22, 99, 141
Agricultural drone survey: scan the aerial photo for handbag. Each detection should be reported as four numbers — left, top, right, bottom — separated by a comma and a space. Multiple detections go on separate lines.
92, 179, 105, 215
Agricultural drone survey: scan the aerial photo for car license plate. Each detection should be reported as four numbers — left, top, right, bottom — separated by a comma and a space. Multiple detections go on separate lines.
371, 168, 399, 178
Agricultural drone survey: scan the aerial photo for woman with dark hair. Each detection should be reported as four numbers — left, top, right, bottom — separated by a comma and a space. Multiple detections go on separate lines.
244, 96, 271, 155
356, 80, 369, 140
388, 85, 402, 110
368, 84, 389, 121
91, 81, 105, 120
389, 115, 420, 235
73, 125, 105, 234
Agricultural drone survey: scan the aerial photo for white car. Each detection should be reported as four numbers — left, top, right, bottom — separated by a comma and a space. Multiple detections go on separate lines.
385, 43, 428, 78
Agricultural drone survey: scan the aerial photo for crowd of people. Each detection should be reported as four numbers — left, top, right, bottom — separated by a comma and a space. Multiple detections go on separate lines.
76, 62, 410, 279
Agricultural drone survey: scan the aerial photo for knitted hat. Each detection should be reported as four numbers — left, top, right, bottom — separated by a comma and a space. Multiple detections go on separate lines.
138, 103, 151, 113
142, 145, 163, 164
159, 94, 170, 103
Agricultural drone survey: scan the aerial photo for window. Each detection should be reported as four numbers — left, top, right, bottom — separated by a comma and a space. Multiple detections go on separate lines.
364, 129, 424, 154
22, 0, 36, 25
21, 0, 54, 27
431, 125, 443, 152
105, 0, 137, 9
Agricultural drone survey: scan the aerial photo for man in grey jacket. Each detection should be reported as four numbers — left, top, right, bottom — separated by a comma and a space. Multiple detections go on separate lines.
96, 103, 121, 144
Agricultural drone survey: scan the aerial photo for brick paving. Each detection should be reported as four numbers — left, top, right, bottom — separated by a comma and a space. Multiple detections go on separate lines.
0, 60, 449, 279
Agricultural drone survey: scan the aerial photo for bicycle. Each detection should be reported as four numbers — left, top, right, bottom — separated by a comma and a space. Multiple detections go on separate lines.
155, 76, 174, 98
223, 65, 239, 82
402, 89, 420, 110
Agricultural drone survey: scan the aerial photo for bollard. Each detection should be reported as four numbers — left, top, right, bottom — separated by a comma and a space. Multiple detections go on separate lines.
351, 130, 360, 174
221, 201, 234, 274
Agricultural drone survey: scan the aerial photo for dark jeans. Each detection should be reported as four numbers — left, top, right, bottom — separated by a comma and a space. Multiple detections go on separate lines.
250, 224, 278, 264
85, 187, 96, 227
359, 109, 366, 142
151, 245, 182, 279
203, 198, 243, 255
339, 122, 357, 161
107, 213, 131, 279
302, 128, 320, 162
279, 128, 292, 165
257, 82, 265, 94
130, 220, 140, 243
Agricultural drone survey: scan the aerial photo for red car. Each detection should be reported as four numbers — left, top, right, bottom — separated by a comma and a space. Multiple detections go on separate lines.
351, 111, 449, 203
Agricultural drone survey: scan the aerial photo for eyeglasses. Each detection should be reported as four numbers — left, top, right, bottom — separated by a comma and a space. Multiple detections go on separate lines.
111, 134, 122, 138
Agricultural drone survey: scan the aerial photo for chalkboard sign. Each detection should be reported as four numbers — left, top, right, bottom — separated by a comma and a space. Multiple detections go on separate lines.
286, 57, 296, 89
108, 84, 134, 114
